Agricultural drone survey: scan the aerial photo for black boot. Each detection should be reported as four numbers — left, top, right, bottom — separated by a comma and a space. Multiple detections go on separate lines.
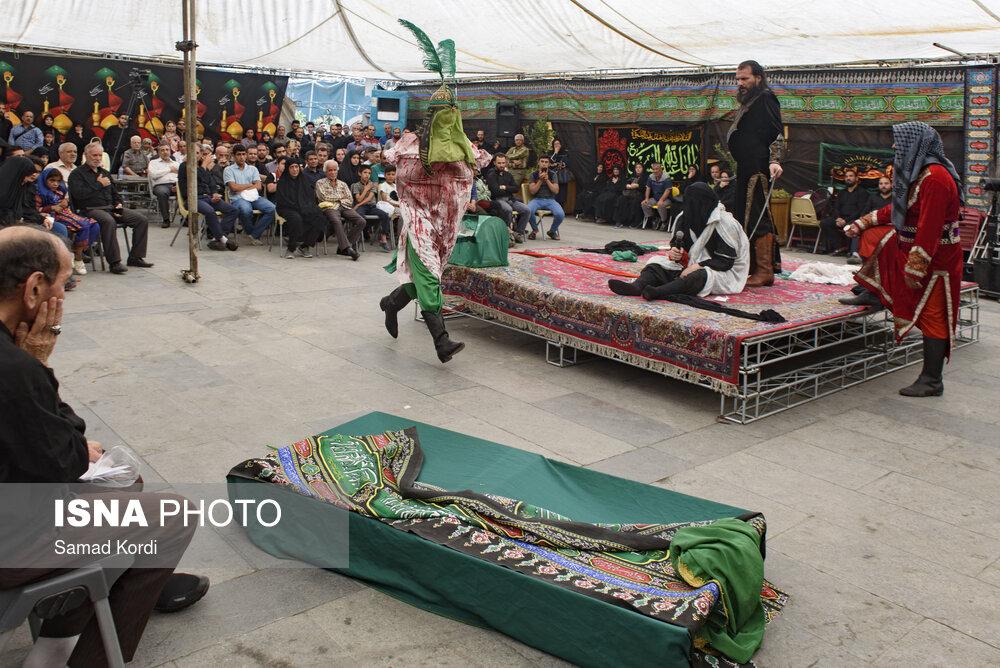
899, 337, 947, 397
422, 310, 464, 363
379, 286, 412, 338
839, 290, 884, 311
608, 267, 658, 296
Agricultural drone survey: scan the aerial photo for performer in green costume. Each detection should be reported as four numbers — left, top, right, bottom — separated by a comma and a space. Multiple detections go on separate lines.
379, 21, 491, 362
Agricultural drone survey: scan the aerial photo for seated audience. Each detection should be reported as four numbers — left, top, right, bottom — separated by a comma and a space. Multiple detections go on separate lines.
575, 163, 607, 220
0, 226, 208, 667
527, 156, 565, 240
595, 165, 625, 224
240, 128, 258, 148
162, 119, 182, 153
506, 133, 530, 185
224, 144, 276, 245
642, 162, 672, 231
51, 142, 79, 181
609, 183, 749, 300
178, 145, 239, 251
68, 143, 152, 273
34, 129, 60, 164
486, 154, 531, 240
101, 113, 139, 172
715, 169, 737, 213
9, 110, 43, 153
121, 135, 149, 177
615, 162, 647, 229
378, 165, 402, 223
819, 167, 870, 255
265, 144, 287, 174
315, 159, 363, 260
852, 175, 893, 266
341, 150, 362, 187
35, 167, 101, 275
140, 137, 155, 160
148, 143, 179, 228
352, 164, 392, 251
302, 150, 324, 185
383, 127, 402, 150
274, 159, 325, 258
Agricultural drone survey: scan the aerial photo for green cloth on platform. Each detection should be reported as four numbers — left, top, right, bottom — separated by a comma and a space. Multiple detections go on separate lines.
611, 250, 639, 262
671, 518, 766, 663
384, 239, 443, 313
449, 215, 510, 268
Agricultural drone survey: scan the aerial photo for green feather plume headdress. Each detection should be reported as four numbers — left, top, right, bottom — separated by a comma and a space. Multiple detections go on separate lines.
399, 19, 464, 175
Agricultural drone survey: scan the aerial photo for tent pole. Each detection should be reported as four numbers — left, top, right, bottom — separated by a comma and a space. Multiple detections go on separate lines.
179, 0, 199, 283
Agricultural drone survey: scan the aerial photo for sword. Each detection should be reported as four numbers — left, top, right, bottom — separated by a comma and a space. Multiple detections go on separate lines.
747, 174, 777, 240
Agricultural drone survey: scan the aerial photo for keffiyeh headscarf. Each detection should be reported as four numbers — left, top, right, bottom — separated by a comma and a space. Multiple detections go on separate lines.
890, 121, 962, 230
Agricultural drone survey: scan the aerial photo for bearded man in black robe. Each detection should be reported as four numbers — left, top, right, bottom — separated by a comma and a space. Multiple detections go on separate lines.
727, 60, 784, 287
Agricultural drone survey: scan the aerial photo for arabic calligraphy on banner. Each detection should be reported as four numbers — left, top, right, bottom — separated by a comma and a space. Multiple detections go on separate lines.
596, 126, 701, 179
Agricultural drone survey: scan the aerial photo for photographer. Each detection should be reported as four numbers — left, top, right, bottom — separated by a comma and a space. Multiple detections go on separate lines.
527, 156, 565, 240
68, 143, 152, 274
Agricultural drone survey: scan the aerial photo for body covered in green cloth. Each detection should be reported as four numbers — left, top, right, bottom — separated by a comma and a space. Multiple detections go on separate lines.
231, 427, 786, 665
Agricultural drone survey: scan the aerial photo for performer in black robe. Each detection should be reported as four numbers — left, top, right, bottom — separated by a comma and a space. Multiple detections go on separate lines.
727, 60, 784, 287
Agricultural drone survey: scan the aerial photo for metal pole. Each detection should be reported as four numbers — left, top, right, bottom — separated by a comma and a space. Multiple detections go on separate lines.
179, 0, 200, 282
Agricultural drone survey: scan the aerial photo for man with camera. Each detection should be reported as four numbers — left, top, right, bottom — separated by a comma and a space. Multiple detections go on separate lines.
527, 156, 565, 240
68, 143, 152, 274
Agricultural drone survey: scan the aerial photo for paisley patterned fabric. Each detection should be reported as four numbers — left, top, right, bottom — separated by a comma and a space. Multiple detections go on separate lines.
231, 427, 787, 667
442, 248, 868, 392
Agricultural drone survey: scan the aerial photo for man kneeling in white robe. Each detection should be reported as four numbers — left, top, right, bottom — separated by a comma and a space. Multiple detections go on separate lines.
609, 183, 750, 300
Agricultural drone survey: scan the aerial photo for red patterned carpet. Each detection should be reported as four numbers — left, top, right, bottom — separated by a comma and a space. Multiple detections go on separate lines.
442, 245, 867, 393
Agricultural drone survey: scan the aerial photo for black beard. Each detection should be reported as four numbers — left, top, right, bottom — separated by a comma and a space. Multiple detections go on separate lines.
736, 85, 761, 105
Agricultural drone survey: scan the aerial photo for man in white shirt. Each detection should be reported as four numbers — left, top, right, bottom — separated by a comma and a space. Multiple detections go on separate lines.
51, 143, 79, 182
223, 144, 275, 244
147, 143, 180, 228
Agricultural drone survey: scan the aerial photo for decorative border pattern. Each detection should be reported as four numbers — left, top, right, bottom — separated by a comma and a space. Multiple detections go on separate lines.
962, 67, 997, 208
404, 68, 967, 127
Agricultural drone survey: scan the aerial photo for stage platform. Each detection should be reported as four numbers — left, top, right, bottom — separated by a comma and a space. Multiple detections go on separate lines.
440, 246, 980, 424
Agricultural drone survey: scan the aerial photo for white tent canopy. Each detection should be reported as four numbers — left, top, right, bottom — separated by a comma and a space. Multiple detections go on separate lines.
3, 1, 1000, 80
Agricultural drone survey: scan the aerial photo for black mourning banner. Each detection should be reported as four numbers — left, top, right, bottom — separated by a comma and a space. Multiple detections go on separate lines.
596, 125, 701, 180
0, 52, 288, 144
817, 142, 894, 188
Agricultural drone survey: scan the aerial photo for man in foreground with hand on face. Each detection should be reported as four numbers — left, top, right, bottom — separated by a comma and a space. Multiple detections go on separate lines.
0, 227, 207, 668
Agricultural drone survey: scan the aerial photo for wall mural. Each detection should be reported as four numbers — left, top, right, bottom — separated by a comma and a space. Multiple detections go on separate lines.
0, 51, 287, 144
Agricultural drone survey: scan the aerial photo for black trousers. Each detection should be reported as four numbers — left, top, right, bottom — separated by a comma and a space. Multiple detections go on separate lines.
83, 206, 150, 265
0, 490, 195, 667
278, 208, 325, 251
152, 184, 174, 224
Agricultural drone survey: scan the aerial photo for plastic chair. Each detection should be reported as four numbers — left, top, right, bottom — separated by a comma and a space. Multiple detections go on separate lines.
0, 555, 133, 668
519, 183, 547, 239
169, 189, 206, 249
787, 195, 822, 253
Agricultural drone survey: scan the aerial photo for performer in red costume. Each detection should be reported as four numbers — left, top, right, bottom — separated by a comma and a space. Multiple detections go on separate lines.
840, 121, 963, 397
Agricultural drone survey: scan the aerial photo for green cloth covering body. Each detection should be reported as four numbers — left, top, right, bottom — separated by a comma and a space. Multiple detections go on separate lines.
229, 412, 756, 668
611, 250, 639, 263
449, 215, 510, 269
670, 517, 766, 663
385, 238, 443, 313
428, 106, 475, 167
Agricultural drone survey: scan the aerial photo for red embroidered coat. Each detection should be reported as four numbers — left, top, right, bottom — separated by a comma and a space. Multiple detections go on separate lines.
852, 164, 962, 346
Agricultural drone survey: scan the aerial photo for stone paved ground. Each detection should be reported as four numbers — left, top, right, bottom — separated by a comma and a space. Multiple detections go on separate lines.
4, 217, 999, 667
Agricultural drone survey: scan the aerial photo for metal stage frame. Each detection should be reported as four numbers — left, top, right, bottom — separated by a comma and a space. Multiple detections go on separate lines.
436, 285, 980, 424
